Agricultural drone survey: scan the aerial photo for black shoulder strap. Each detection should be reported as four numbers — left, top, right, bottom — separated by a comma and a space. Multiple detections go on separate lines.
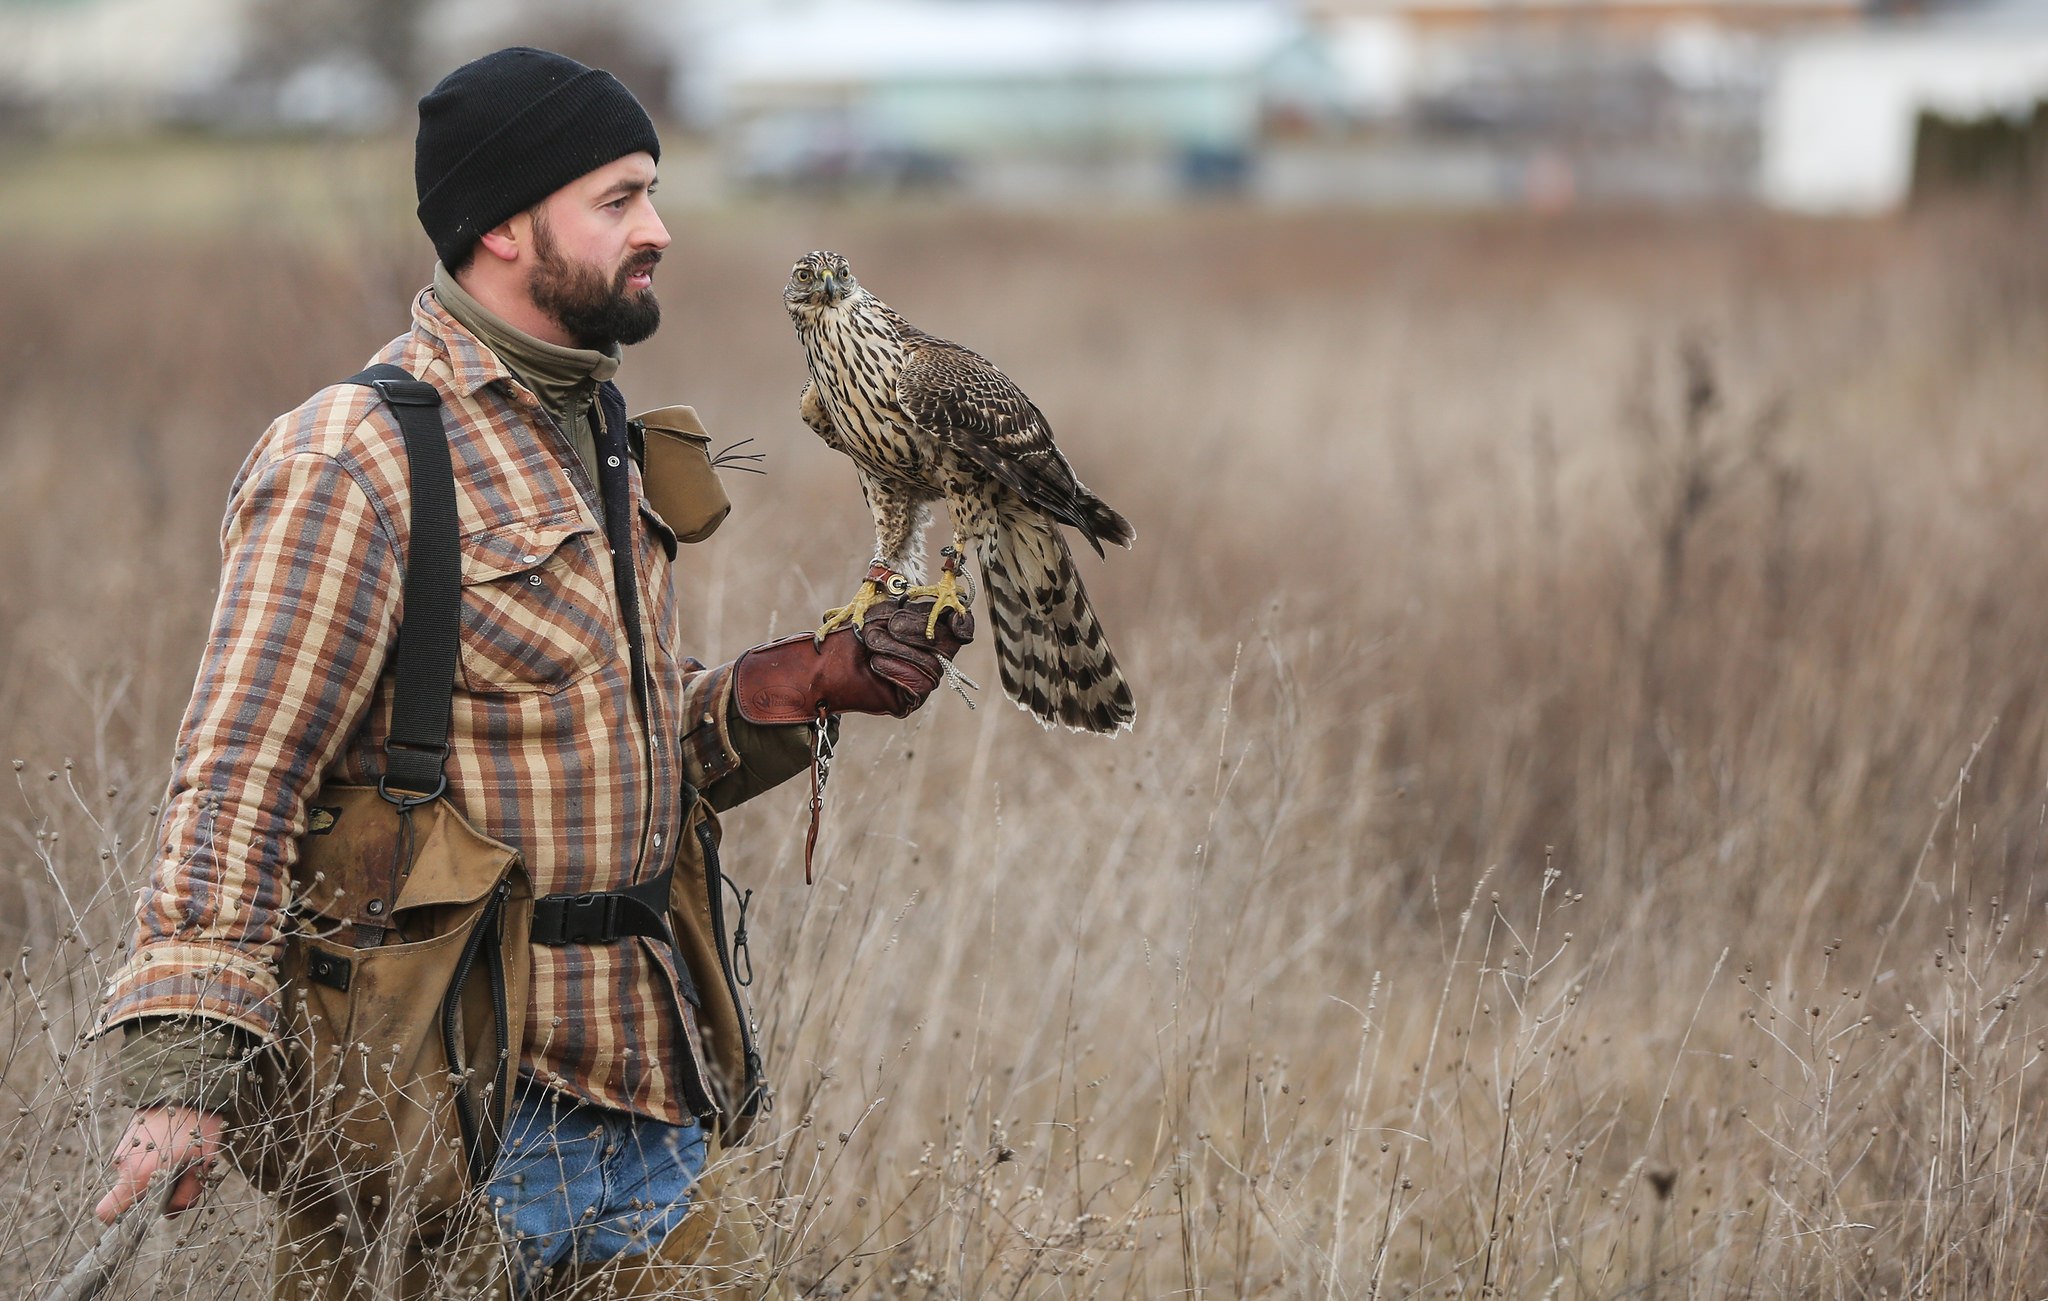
345, 363, 460, 800
596, 381, 650, 715
626, 415, 647, 473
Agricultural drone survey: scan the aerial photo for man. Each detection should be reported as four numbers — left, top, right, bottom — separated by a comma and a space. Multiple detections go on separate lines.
90, 47, 963, 1298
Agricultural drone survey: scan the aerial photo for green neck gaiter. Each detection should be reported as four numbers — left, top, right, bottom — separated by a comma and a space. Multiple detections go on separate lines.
433, 262, 621, 417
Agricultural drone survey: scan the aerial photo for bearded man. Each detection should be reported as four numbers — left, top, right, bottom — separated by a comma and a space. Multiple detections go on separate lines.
87, 47, 964, 1299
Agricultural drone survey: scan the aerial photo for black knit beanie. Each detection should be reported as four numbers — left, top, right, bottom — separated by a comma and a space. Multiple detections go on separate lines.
415, 47, 661, 270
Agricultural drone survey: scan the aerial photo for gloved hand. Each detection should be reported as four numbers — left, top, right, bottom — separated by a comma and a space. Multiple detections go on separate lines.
734, 597, 975, 723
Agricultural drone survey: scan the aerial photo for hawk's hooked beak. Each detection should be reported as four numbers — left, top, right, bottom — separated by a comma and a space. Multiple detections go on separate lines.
819, 271, 842, 302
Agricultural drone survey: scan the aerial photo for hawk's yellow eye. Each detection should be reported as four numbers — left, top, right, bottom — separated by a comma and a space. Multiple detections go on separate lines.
836, 263, 851, 278
794, 266, 813, 283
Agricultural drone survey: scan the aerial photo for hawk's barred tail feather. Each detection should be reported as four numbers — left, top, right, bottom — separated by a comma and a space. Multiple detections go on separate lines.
979, 512, 1135, 734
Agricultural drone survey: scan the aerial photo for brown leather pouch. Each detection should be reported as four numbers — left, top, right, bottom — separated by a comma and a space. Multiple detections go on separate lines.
633, 405, 731, 543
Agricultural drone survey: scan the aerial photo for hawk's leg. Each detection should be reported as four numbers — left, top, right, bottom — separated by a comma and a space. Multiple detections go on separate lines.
816, 560, 909, 644
905, 545, 975, 640
818, 478, 927, 642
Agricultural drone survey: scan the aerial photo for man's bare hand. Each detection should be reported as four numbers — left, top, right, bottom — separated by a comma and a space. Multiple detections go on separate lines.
94, 1106, 224, 1223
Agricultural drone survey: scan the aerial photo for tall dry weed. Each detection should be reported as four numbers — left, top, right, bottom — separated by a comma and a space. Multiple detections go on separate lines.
4, 197, 2048, 1296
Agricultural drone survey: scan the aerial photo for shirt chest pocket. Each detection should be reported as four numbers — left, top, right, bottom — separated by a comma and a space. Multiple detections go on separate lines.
457, 519, 615, 695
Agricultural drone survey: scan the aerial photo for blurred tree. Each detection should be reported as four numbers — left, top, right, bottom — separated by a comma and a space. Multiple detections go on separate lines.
283, 0, 676, 123
1912, 100, 2048, 204
244, 0, 431, 100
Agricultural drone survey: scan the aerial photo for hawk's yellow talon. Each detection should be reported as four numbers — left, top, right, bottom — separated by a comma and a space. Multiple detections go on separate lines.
905, 568, 970, 640
816, 580, 886, 645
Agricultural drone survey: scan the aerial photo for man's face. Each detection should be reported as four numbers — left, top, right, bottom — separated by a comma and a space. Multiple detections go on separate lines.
525, 151, 669, 350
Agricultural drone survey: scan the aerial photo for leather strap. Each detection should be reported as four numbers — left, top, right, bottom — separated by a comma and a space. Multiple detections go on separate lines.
345, 364, 459, 799
805, 714, 833, 884
531, 868, 675, 946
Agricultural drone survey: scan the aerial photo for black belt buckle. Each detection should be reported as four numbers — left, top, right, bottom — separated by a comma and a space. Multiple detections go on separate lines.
547, 892, 619, 944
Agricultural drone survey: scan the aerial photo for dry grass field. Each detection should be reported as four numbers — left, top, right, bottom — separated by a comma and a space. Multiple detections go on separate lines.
4, 156, 2048, 1297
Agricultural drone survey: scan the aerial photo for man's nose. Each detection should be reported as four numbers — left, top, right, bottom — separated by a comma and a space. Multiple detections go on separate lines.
635, 199, 670, 252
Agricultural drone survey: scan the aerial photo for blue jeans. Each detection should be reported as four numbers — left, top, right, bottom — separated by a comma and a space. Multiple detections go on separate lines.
483, 1080, 709, 1296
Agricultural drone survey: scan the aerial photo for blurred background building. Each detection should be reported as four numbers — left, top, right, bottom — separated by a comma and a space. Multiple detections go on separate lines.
2, 0, 2045, 211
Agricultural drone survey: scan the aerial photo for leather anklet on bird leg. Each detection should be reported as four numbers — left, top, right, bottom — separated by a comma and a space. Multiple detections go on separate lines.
905, 546, 975, 640
816, 560, 909, 645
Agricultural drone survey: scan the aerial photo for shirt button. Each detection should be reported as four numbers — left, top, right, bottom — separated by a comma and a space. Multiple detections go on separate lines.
652, 833, 663, 848
607, 455, 622, 467
527, 574, 542, 586
523, 553, 540, 565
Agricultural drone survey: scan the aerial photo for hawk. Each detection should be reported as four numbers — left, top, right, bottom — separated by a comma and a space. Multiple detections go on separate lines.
784, 250, 1135, 734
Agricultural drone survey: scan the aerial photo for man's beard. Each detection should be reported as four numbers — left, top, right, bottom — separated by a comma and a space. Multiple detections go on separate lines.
528, 211, 662, 350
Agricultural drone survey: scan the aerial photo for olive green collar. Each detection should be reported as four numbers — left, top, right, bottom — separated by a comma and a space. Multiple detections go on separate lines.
432, 262, 620, 418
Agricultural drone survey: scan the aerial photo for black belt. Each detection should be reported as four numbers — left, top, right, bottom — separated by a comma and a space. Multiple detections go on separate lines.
531, 867, 673, 946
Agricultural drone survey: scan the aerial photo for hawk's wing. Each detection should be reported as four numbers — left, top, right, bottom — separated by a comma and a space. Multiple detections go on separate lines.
894, 338, 1110, 555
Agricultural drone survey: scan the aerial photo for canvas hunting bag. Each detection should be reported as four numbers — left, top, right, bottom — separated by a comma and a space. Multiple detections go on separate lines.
234, 365, 533, 1240
628, 405, 732, 544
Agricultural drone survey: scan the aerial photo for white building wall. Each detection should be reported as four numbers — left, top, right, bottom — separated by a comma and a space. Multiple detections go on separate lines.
1327, 16, 1416, 118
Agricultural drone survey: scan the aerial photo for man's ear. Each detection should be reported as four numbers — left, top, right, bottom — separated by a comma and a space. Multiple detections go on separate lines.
476, 214, 528, 265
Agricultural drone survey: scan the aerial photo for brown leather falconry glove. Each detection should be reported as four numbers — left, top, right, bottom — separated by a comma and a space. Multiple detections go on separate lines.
734, 597, 975, 723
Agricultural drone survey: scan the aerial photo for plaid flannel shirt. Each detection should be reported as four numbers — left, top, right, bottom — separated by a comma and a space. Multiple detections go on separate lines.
98, 288, 763, 1124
